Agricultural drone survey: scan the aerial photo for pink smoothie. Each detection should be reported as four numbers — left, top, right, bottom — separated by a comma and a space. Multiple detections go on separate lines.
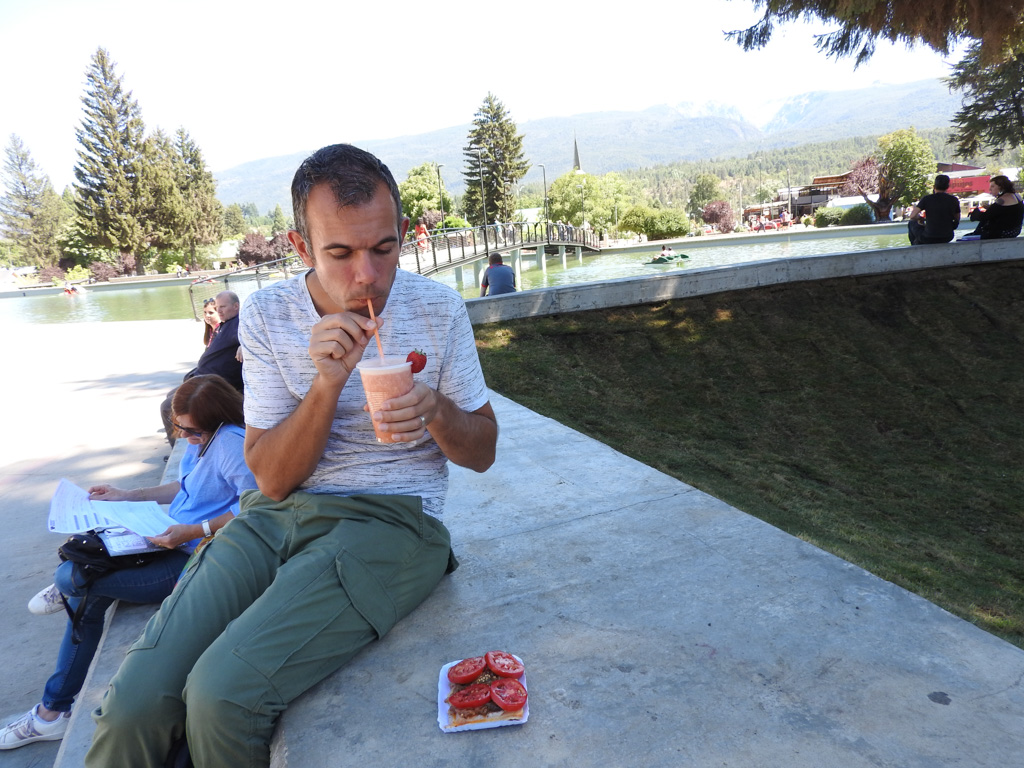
356, 356, 414, 442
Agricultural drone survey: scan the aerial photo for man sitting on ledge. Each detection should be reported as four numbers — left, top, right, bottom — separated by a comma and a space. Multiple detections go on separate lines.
480, 252, 516, 296
86, 144, 498, 768
908, 174, 961, 245
160, 290, 243, 446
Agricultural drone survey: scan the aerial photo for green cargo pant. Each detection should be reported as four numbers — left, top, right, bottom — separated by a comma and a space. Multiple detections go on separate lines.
85, 490, 456, 768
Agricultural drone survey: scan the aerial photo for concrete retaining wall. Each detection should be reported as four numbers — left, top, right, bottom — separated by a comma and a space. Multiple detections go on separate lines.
466, 237, 1024, 326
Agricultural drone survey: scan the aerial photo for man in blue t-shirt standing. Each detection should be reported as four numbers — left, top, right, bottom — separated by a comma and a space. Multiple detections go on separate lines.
480, 252, 516, 296
909, 174, 961, 244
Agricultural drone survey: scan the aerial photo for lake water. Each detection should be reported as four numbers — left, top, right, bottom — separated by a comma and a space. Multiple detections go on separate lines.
1, 224, 957, 324
435, 224, 936, 298
0, 283, 196, 325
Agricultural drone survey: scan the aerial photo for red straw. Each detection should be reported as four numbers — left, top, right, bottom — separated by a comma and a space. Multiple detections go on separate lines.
366, 299, 385, 360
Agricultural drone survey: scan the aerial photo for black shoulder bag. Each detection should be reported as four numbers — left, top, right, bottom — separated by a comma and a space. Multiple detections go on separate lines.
57, 530, 168, 643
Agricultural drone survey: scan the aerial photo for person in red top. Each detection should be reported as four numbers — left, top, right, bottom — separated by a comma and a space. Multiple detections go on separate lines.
414, 217, 429, 252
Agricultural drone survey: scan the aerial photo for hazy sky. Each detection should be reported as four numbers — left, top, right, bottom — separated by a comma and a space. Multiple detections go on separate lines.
1, 0, 965, 190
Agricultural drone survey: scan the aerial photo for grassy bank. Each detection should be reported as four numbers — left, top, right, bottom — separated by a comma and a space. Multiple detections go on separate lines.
474, 262, 1024, 647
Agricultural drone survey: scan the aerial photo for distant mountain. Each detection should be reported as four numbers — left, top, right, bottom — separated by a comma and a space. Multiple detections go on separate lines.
214, 79, 961, 213
762, 78, 961, 143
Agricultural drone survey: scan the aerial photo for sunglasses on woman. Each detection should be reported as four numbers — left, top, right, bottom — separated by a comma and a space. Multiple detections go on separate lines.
172, 421, 204, 438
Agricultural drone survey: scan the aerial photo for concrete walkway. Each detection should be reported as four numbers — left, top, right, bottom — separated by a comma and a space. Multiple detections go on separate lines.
5, 317, 1024, 767
267, 393, 1024, 767
0, 319, 199, 768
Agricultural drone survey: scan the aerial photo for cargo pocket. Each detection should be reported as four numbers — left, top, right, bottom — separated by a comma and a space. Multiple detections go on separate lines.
332, 511, 451, 640
334, 549, 402, 640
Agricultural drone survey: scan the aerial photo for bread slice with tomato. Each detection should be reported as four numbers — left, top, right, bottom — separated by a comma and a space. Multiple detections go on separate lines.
444, 651, 528, 728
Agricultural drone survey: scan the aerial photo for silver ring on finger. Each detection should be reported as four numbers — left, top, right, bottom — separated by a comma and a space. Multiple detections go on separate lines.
420, 415, 426, 428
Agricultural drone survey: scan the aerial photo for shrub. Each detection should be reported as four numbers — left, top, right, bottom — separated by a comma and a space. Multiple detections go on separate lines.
801, 215, 813, 227
619, 205, 655, 236
648, 209, 691, 240
65, 265, 90, 282
237, 233, 272, 265
840, 204, 874, 226
37, 265, 65, 285
89, 261, 119, 282
702, 200, 736, 234
441, 215, 470, 230
814, 207, 844, 228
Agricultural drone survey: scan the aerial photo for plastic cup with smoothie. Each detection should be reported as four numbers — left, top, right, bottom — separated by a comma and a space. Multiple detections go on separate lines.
356, 356, 414, 442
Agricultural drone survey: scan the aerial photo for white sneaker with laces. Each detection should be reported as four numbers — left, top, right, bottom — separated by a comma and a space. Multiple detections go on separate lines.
27, 584, 64, 616
0, 705, 70, 749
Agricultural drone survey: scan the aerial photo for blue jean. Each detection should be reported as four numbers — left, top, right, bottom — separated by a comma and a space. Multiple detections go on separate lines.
43, 551, 189, 712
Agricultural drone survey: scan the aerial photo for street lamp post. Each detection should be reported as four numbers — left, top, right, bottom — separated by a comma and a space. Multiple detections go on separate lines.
538, 164, 548, 222
787, 167, 793, 218
436, 163, 445, 230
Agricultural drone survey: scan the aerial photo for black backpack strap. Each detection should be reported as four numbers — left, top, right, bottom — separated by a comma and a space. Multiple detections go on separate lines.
63, 565, 99, 645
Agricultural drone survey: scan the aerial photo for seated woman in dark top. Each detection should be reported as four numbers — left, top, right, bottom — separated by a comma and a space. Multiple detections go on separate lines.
969, 176, 1023, 239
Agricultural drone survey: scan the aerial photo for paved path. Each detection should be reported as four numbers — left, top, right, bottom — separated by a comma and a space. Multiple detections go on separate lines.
0, 319, 198, 768
268, 394, 1024, 767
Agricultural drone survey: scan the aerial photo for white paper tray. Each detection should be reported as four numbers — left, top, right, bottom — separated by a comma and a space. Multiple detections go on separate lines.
437, 655, 529, 732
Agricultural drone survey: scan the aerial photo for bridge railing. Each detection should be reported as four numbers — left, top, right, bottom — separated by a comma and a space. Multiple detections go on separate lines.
187, 222, 599, 319
401, 222, 599, 275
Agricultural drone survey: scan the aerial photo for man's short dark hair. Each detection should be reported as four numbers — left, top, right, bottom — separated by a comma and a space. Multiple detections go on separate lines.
488, 252, 503, 265
291, 144, 403, 241
934, 174, 951, 191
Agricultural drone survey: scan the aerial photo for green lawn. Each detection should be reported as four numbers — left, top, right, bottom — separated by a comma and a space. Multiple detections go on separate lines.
474, 262, 1024, 647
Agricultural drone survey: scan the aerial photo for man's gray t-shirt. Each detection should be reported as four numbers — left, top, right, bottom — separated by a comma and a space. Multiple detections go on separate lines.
239, 269, 490, 518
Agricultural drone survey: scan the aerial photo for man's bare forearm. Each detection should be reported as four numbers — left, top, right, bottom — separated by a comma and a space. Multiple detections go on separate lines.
427, 396, 497, 473
245, 373, 345, 501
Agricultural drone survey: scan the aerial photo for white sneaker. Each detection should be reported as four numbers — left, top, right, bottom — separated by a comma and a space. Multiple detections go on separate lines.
27, 584, 64, 615
0, 705, 70, 749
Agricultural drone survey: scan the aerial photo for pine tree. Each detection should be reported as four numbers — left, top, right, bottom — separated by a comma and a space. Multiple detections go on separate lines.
174, 128, 223, 269
0, 134, 64, 267
462, 94, 529, 225
73, 48, 150, 275
727, 0, 1024, 67
270, 204, 288, 234
948, 43, 1024, 157
223, 203, 247, 237
145, 129, 189, 253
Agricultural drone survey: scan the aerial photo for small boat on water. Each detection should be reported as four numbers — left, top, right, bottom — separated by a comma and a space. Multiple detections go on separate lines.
645, 253, 690, 265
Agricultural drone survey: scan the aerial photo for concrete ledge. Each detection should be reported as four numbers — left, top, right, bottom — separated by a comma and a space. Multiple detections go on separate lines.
267, 395, 1024, 767
465, 237, 1024, 325
53, 440, 186, 768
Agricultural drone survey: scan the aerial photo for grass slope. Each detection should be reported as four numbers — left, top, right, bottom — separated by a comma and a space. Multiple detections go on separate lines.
475, 263, 1024, 647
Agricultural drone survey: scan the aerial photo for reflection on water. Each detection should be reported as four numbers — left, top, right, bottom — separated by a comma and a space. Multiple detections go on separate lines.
0, 284, 195, 325
1, 224, 971, 323
437, 227, 925, 298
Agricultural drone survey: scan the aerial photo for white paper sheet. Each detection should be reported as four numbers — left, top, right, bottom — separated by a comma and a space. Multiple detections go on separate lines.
47, 478, 176, 537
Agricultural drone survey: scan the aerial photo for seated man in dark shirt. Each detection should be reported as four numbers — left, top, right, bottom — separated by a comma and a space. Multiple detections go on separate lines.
160, 291, 243, 446
480, 252, 516, 296
909, 175, 961, 244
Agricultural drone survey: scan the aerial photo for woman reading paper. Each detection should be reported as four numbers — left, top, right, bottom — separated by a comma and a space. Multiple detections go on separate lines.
0, 375, 255, 752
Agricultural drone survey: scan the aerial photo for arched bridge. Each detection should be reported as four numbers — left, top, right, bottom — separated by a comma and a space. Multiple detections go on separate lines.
400, 221, 600, 277
188, 222, 599, 318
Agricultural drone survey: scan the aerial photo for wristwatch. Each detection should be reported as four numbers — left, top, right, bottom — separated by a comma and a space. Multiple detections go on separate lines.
201, 519, 212, 538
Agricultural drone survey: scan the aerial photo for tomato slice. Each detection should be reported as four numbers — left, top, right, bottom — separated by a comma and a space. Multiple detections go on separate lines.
448, 682, 492, 710
490, 678, 528, 711
485, 650, 524, 678
447, 656, 487, 685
